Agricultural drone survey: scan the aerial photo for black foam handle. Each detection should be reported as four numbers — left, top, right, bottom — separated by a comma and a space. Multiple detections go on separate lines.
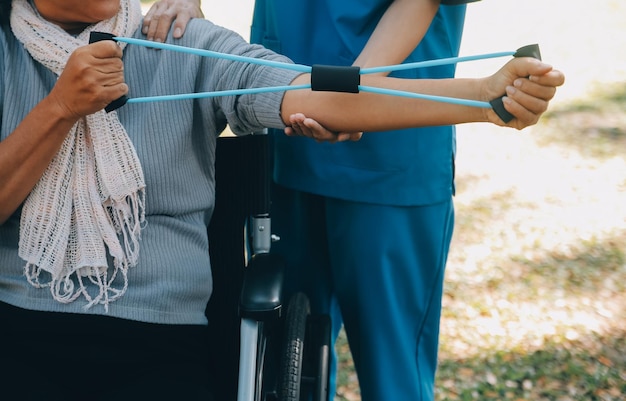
491, 44, 542, 123
311, 65, 361, 93
88, 31, 128, 113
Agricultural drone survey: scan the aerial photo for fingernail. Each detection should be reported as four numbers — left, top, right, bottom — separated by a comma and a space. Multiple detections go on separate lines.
174, 28, 182, 38
506, 85, 516, 95
514, 79, 523, 87
142, 26, 148, 34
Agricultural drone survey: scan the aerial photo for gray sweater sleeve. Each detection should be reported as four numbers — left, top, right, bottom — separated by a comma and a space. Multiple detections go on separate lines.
0, 20, 304, 324
180, 19, 302, 135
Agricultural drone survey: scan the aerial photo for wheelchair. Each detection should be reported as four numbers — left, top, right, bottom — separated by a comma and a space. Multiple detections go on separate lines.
205, 131, 331, 401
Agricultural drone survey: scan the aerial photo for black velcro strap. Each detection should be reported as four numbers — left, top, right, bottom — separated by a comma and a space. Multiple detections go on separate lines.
311, 65, 360, 93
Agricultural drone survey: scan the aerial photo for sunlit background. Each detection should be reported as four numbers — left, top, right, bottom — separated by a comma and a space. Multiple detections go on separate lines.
145, 1, 626, 399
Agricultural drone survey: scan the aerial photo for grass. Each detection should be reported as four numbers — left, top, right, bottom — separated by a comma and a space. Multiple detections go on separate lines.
536, 83, 626, 159
334, 84, 626, 401
436, 332, 626, 401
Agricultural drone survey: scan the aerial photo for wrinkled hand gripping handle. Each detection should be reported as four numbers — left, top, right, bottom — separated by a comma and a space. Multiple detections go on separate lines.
489, 44, 542, 123
88, 32, 128, 113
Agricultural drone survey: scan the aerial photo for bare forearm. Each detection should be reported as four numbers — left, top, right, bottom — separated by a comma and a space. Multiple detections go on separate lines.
0, 98, 76, 223
281, 73, 485, 133
353, 0, 440, 72
282, 57, 564, 134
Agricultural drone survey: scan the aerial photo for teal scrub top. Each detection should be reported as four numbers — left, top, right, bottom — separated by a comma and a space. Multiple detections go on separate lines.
251, 1, 474, 206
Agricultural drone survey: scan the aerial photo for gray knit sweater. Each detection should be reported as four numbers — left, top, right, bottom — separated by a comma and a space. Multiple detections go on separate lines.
0, 18, 299, 324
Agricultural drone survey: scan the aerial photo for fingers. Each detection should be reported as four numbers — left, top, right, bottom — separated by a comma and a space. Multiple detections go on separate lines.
509, 77, 555, 106
491, 75, 561, 129
171, 15, 192, 39
287, 114, 338, 142
491, 94, 543, 129
86, 42, 126, 88
88, 40, 124, 59
488, 59, 565, 129
143, 1, 177, 42
510, 57, 554, 79
142, 0, 204, 42
51, 43, 128, 118
286, 114, 363, 143
337, 132, 364, 141
530, 69, 566, 88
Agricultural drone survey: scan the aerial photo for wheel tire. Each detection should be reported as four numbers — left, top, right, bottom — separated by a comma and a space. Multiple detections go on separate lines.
306, 314, 331, 401
278, 292, 310, 401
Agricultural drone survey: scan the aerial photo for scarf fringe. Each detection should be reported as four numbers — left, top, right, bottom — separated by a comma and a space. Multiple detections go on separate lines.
105, 190, 146, 266
12, 0, 145, 309
24, 189, 144, 311
25, 258, 130, 311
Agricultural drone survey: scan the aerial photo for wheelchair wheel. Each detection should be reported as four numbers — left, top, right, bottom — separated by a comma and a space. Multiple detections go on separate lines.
278, 292, 310, 401
302, 314, 330, 401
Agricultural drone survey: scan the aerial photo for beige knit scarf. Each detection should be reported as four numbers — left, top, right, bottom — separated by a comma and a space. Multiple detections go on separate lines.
11, 0, 145, 309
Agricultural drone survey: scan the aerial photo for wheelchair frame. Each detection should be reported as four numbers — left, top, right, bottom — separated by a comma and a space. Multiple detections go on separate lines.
205, 132, 330, 401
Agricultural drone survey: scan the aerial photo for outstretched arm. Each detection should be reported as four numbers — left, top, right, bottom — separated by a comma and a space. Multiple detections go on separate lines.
286, 0, 440, 141
142, 0, 204, 41
0, 44, 564, 223
281, 57, 564, 137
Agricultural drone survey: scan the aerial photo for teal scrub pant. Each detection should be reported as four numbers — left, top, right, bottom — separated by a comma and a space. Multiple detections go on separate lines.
270, 184, 455, 401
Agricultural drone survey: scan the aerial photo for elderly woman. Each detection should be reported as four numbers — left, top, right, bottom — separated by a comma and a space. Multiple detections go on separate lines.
0, 0, 564, 399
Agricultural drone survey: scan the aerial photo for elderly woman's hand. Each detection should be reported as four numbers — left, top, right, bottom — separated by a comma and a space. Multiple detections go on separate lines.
49, 41, 127, 119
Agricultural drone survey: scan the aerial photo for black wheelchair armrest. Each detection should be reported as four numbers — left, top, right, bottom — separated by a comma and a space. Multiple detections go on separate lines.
239, 253, 285, 320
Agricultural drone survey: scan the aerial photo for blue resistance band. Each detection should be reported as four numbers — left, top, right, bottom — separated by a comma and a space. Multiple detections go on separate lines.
89, 32, 541, 123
